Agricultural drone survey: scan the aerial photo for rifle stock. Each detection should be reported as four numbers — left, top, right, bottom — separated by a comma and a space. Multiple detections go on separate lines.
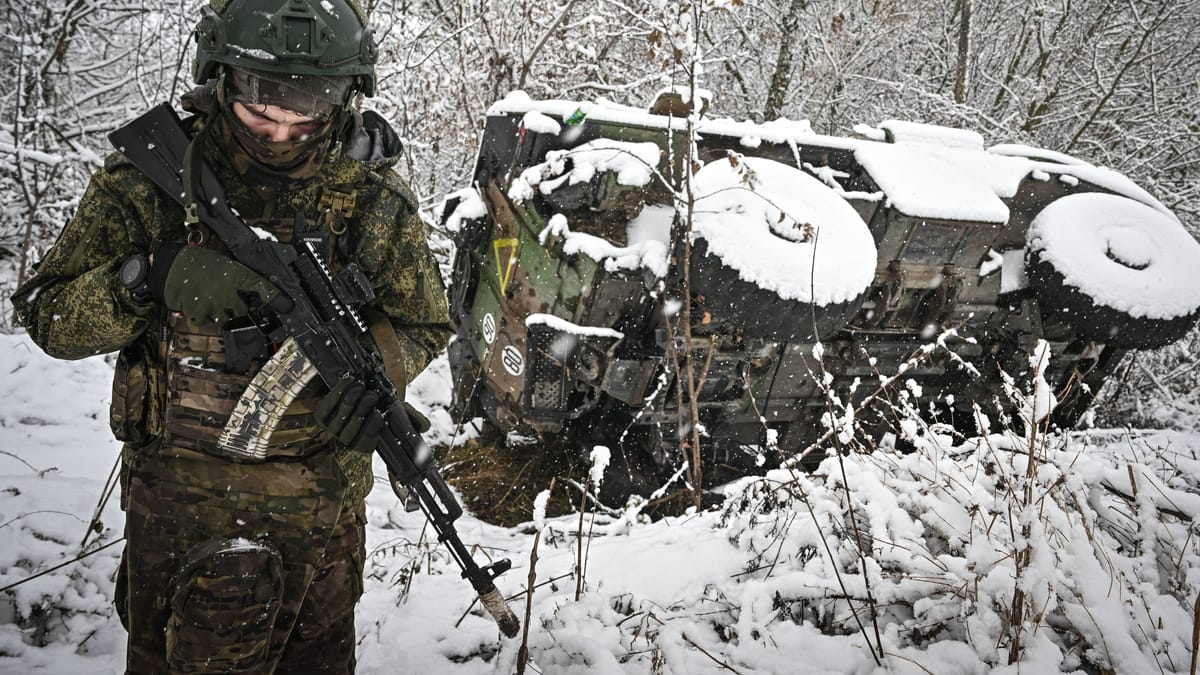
110, 104, 519, 638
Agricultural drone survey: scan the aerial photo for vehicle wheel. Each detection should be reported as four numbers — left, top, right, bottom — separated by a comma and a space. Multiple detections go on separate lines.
689, 156, 876, 341
689, 239, 865, 341
1026, 193, 1200, 349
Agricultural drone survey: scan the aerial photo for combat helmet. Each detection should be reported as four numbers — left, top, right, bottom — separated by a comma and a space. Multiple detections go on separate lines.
193, 0, 378, 97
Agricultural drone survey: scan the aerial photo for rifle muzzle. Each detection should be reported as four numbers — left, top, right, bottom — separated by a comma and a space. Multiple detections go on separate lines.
478, 586, 520, 638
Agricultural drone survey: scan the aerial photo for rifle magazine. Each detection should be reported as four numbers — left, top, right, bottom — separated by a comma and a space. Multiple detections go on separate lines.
217, 338, 318, 461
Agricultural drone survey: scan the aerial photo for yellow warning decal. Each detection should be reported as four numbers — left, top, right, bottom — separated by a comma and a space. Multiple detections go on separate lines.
493, 238, 519, 293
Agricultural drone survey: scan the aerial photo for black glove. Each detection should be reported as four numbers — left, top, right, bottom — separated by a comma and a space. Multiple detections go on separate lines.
151, 242, 280, 324
315, 377, 384, 454
403, 402, 431, 434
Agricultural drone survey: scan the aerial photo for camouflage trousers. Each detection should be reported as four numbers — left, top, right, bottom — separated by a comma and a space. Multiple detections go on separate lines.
116, 441, 365, 674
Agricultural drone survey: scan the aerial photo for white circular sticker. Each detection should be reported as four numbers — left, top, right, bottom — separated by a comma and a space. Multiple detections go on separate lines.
501, 345, 524, 376
481, 313, 496, 345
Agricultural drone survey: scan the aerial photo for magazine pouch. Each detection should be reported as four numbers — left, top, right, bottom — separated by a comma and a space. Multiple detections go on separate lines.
166, 538, 284, 673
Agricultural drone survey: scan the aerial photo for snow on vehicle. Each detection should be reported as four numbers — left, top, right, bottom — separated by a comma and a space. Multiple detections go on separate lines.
440, 90, 1200, 506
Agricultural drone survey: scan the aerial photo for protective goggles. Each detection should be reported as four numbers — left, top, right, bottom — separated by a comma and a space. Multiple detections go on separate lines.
226, 67, 353, 122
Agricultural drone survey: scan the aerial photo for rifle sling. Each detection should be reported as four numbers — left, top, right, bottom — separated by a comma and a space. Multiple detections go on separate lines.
363, 308, 408, 399
182, 124, 204, 229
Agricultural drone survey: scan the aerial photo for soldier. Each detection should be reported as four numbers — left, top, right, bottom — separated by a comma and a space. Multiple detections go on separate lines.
12, 0, 451, 672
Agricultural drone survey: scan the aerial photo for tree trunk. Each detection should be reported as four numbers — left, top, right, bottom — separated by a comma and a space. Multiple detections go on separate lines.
953, 0, 971, 104
763, 0, 808, 121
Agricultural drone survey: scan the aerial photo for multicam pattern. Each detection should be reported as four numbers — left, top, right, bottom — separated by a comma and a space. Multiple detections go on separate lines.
13, 92, 450, 672
162, 314, 329, 461
120, 453, 364, 673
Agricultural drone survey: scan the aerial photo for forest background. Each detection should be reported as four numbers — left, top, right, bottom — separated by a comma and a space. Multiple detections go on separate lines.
1, 0, 1198, 428
3, 1, 1200, 672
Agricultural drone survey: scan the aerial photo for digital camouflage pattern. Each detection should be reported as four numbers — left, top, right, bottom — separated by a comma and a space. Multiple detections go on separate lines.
13, 85, 450, 672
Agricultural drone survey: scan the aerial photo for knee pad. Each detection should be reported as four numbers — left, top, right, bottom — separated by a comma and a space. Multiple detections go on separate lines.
166, 538, 283, 673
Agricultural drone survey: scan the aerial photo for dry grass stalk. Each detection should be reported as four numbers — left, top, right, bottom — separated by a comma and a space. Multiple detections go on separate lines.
575, 475, 588, 601
516, 526, 542, 675
1191, 590, 1200, 675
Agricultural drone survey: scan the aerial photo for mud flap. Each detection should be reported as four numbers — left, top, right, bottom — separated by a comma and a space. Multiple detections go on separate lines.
166, 538, 284, 674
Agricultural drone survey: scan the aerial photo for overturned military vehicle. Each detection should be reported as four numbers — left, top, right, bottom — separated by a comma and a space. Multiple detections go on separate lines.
441, 90, 1200, 507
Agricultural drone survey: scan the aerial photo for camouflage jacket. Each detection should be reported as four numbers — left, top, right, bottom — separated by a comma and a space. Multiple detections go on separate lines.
12, 101, 452, 506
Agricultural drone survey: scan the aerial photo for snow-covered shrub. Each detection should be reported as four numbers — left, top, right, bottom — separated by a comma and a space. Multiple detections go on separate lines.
477, 338, 1200, 674
0, 473, 120, 658
1095, 323, 1200, 433
715, 342, 1200, 672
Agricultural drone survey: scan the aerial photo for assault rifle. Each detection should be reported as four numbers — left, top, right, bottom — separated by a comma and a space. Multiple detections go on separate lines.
110, 104, 519, 637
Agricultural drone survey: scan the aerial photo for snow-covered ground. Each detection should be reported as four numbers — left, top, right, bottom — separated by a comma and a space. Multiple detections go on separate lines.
2, 330, 1199, 674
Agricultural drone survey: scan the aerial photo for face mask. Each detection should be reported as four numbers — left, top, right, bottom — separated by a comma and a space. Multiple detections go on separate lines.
212, 74, 349, 190
224, 101, 334, 168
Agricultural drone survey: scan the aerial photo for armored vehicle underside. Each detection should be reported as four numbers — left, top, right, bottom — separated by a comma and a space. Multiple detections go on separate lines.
443, 93, 1200, 507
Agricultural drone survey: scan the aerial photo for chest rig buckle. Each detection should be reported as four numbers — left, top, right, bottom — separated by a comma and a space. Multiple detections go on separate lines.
318, 188, 357, 235
319, 189, 357, 217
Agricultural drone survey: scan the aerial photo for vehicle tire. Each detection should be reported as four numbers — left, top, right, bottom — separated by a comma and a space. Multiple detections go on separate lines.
689, 156, 876, 341
1025, 192, 1200, 349
689, 239, 864, 341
